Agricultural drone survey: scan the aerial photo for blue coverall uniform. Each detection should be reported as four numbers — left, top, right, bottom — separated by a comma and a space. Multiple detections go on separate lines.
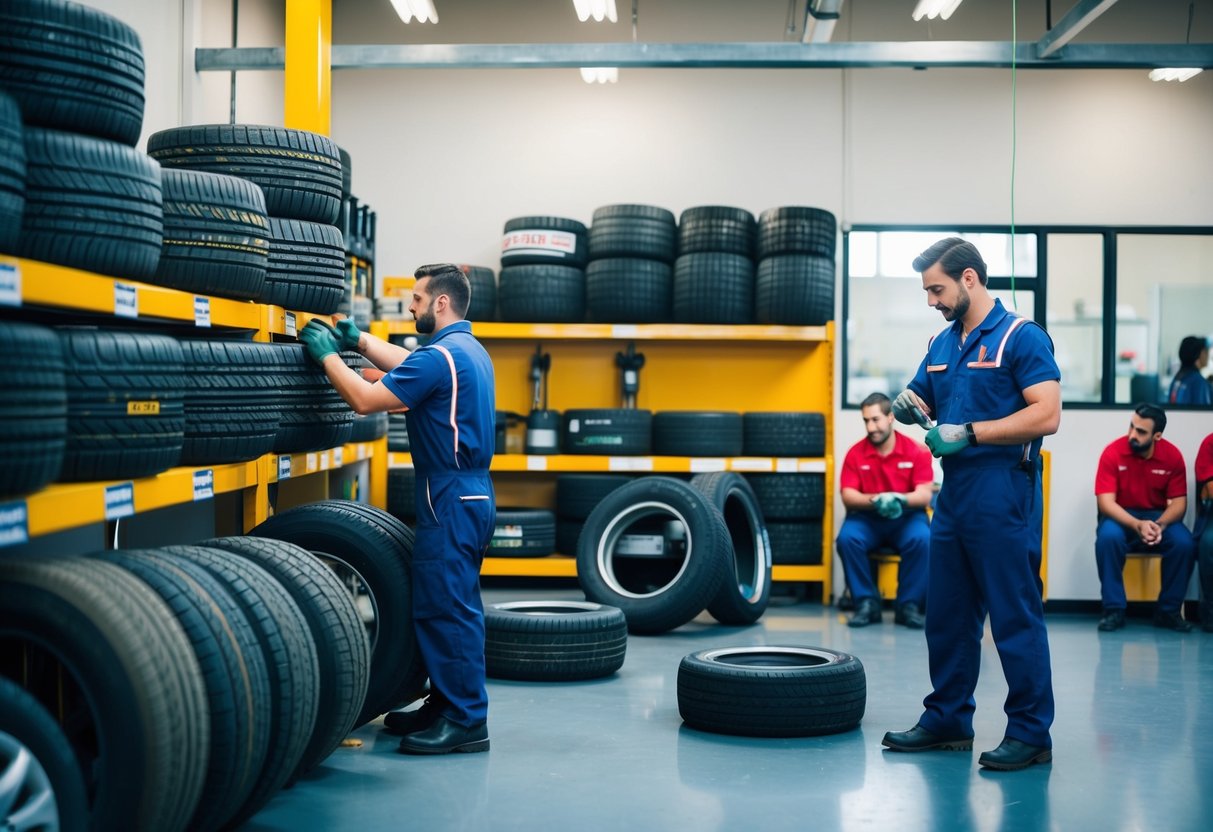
381, 320, 496, 728
908, 299, 1058, 749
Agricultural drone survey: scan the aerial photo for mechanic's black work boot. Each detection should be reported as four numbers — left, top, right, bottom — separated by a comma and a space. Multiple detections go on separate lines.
1152, 610, 1194, 633
848, 598, 881, 628
882, 724, 974, 752
894, 602, 926, 629
1097, 608, 1125, 631
397, 716, 489, 755
383, 695, 444, 736
978, 738, 1052, 771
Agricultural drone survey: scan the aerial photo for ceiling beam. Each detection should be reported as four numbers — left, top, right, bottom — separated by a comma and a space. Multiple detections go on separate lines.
196, 41, 1213, 72
1036, 0, 1121, 59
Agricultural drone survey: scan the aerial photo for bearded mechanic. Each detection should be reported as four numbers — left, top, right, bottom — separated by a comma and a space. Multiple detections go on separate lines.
881, 238, 1061, 772
298, 263, 495, 755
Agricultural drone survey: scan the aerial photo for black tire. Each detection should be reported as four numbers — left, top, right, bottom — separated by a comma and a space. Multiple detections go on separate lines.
93, 548, 271, 832
0, 91, 25, 253
576, 476, 731, 634
251, 500, 425, 725
489, 508, 556, 557
0, 557, 209, 832
556, 474, 633, 520
652, 411, 744, 457
199, 536, 371, 777
766, 520, 823, 565
0, 676, 88, 832
179, 338, 283, 466
757, 206, 837, 259
678, 645, 866, 737
153, 168, 269, 300
387, 466, 417, 522
56, 329, 185, 482
0, 322, 66, 499
677, 205, 756, 259
338, 145, 352, 200
157, 544, 319, 829
672, 252, 755, 324
484, 601, 627, 681
270, 343, 354, 454
16, 127, 162, 280
555, 518, 582, 556
563, 408, 652, 456
387, 412, 411, 451
262, 217, 346, 314
742, 411, 827, 457
755, 255, 835, 326
497, 264, 586, 323
461, 264, 497, 322
746, 473, 826, 520
588, 204, 676, 263
585, 258, 673, 323
349, 411, 388, 442
0, 0, 145, 146
501, 215, 588, 268
690, 472, 772, 625
147, 124, 343, 224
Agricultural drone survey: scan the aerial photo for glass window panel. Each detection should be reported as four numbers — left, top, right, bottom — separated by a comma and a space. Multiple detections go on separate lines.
1045, 234, 1104, 403
848, 231, 877, 277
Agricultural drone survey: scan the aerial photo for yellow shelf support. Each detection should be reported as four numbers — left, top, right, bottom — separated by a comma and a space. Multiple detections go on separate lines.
481, 557, 578, 578
284, 0, 332, 135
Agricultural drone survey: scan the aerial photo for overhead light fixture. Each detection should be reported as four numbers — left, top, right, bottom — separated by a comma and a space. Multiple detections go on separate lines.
912, 0, 963, 21
1148, 67, 1203, 82
389, 0, 438, 24
573, 0, 617, 23
580, 67, 618, 84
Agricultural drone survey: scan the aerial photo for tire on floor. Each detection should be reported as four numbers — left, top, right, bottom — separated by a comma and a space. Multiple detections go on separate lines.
678, 645, 866, 737
690, 472, 771, 626
485, 600, 627, 681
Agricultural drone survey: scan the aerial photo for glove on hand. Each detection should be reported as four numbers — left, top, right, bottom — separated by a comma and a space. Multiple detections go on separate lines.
873, 492, 905, 519
300, 319, 340, 366
334, 319, 362, 351
925, 423, 970, 457
892, 389, 932, 428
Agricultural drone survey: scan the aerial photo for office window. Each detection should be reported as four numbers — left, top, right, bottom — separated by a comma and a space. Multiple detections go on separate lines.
1045, 234, 1104, 403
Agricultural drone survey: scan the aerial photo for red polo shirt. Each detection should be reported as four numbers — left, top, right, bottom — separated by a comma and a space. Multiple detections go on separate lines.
840, 431, 933, 495
1196, 434, 1213, 486
1094, 436, 1187, 510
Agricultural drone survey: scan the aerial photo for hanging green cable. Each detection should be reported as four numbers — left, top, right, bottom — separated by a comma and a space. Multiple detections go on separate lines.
1010, 0, 1018, 309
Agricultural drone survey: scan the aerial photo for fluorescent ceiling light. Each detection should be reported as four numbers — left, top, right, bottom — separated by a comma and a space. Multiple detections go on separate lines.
573, 0, 618, 23
390, 0, 438, 24
580, 67, 618, 84
912, 0, 963, 21
1148, 67, 1203, 82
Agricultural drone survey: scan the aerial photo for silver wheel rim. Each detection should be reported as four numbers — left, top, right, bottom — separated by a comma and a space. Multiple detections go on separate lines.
724, 484, 770, 605
596, 500, 693, 599
492, 600, 602, 616
0, 731, 61, 832
699, 645, 839, 669
314, 552, 380, 654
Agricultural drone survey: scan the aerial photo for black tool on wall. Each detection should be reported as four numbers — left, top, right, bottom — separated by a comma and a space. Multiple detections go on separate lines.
525, 345, 560, 454
615, 342, 645, 409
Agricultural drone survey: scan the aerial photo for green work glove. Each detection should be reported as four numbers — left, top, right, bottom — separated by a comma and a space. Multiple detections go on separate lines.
892, 389, 933, 428
873, 492, 904, 519
334, 318, 362, 351
299, 319, 340, 365
925, 423, 971, 457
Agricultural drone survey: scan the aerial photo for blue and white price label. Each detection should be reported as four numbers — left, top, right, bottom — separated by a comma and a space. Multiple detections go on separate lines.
104, 482, 135, 519
278, 455, 293, 480
114, 283, 138, 318
194, 296, 211, 328
193, 469, 214, 501
284, 312, 297, 337
0, 501, 29, 548
0, 259, 20, 307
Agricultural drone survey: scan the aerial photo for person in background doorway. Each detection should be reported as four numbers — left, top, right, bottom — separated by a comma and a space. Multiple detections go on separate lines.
1093, 403, 1196, 633
1194, 432, 1213, 633
882, 238, 1060, 772
1168, 336, 1211, 406
836, 392, 934, 629
298, 263, 496, 755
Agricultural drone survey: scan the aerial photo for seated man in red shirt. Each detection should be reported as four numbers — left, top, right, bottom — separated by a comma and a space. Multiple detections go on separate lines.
836, 393, 935, 628
1195, 432, 1213, 632
1094, 403, 1197, 632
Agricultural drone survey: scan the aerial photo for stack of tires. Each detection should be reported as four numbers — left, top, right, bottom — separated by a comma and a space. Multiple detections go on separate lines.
498, 216, 587, 322
755, 206, 837, 325
673, 206, 758, 324
461, 264, 498, 322
585, 204, 677, 323
746, 473, 826, 565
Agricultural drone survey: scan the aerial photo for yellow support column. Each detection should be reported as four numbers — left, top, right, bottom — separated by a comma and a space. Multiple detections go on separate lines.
284, 0, 332, 135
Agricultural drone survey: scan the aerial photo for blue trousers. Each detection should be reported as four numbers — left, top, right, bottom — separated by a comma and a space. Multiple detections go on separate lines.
836, 510, 930, 607
1095, 509, 1196, 613
919, 464, 1053, 748
412, 470, 495, 727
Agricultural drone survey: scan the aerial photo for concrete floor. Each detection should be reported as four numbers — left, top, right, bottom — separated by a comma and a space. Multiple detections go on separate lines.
246, 588, 1212, 832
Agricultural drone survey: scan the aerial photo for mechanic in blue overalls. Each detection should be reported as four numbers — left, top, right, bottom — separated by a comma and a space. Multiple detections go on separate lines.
880, 238, 1061, 772
299, 263, 496, 755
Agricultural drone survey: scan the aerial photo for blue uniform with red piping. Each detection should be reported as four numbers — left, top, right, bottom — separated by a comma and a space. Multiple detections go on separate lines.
907, 300, 1058, 749
381, 320, 496, 727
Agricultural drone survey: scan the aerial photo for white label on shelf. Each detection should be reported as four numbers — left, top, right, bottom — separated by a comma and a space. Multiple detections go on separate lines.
306, 453, 318, 473
285, 312, 297, 338
319, 452, 330, 471
611, 325, 638, 339
730, 458, 775, 472
798, 459, 827, 473
775, 458, 799, 473
194, 296, 211, 328
278, 455, 292, 479
332, 447, 344, 467
114, 283, 138, 318
104, 483, 135, 519
193, 469, 214, 501
0, 260, 20, 307
500, 230, 577, 257
0, 502, 29, 548
356, 444, 367, 460
689, 458, 727, 473
609, 457, 654, 472
525, 456, 549, 471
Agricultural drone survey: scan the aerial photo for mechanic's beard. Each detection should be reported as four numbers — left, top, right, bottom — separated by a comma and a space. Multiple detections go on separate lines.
415, 303, 436, 334
1129, 437, 1152, 455
943, 287, 971, 322
867, 428, 891, 446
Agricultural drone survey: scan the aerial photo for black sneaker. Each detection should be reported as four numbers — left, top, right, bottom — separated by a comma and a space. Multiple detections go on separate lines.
1152, 611, 1194, 633
848, 598, 881, 628
1097, 609, 1125, 631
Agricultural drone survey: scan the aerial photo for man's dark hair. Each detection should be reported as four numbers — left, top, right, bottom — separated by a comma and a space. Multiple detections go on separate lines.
1178, 335, 1207, 367
860, 392, 892, 415
1134, 402, 1167, 434
414, 263, 471, 318
912, 237, 988, 286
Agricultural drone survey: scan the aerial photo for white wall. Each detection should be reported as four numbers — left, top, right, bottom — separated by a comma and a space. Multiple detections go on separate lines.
102, 0, 1213, 600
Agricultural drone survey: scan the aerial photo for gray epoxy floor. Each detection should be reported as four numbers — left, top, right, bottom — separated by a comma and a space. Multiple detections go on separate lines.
246, 589, 1213, 832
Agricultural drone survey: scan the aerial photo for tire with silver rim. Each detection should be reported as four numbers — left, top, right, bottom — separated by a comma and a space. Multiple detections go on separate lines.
678, 645, 866, 737
485, 601, 627, 681
690, 472, 772, 625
